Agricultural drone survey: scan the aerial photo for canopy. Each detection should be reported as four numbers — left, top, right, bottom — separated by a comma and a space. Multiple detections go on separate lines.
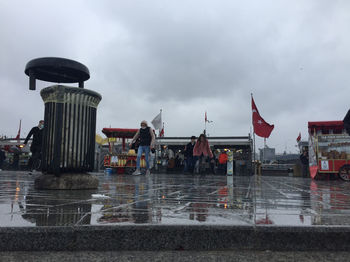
102, 128, 138, 138
308, 121, 344, 134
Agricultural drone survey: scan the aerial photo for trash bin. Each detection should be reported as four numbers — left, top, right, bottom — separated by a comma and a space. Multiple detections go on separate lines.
41, 85, 102, 175
25, 57, 102, 189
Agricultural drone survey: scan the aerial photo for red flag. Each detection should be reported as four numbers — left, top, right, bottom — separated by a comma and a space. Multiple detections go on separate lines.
251, 97, 274, 138
159, 123, 164, 137
15, 120, 21, 142
205, 111, 213, 123
296, 132, 301, 142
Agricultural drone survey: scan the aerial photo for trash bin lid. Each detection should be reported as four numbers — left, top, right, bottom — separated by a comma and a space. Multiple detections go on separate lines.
25, 57, 90, 83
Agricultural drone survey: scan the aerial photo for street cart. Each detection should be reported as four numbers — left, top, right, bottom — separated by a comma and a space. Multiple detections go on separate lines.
102, 128, 147, 174
308, 121, 350, 181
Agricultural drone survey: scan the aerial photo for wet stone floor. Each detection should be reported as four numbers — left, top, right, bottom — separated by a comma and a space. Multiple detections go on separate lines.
1, 171, 350, 227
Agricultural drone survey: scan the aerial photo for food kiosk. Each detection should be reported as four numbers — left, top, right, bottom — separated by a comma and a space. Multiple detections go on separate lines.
102, 128, 146, 174
308, 121, 350, 181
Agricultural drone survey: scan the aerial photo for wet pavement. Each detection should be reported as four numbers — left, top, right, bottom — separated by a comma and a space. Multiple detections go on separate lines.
1, 171, 350, 227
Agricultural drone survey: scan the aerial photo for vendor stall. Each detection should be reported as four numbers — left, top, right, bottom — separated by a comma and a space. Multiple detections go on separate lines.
102, 128, 147, 174
308, 121, 350, 181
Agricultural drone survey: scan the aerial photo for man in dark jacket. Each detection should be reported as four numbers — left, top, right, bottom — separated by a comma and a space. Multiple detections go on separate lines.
184, 136, 196, 173
300, 148, 309, 178
24, 120, 44, 172
0, 147, 5, 171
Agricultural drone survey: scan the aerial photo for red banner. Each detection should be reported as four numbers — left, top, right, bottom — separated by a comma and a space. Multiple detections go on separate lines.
251, 97, 274, 138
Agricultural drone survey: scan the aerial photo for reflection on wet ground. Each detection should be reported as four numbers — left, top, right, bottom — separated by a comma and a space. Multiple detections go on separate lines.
1, 171, 350, 227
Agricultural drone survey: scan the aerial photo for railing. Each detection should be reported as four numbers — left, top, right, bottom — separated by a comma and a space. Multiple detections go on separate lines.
262, 163, 294, 170
156, 136, 250, 140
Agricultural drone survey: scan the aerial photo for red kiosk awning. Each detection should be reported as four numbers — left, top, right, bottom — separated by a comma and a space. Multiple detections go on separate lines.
308, 121, 344, 134
102, 128, 138, 138
102, 128, 138, 152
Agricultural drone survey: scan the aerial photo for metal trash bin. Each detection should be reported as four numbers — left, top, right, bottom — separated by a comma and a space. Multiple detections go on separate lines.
41, 85, 101, 175
25, 57, 102, 184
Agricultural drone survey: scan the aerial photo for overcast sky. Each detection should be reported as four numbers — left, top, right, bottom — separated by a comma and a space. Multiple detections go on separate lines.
1, 0, 349, 153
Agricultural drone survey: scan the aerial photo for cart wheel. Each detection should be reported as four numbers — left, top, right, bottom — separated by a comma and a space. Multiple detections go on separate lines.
125, 167, 136, 175
338, 165, 350, 181
125, 160, 136, 175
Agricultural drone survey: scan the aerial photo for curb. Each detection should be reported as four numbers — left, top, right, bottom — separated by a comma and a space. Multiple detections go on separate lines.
1, 225, 350, 251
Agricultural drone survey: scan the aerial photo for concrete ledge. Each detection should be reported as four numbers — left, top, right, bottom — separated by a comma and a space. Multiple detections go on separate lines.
2, 251, 350, 262
1, 225, 350, 251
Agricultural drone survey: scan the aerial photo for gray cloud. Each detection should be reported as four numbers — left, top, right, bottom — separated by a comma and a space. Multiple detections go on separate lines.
1, 0, 350, 152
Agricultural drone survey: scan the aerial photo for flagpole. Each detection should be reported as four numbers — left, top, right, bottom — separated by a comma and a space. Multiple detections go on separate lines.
254, 133, 257, 173
204, 111, 207, 135
16, 119, 22, 142
156, 110, 162, 172
253, 132, 256, 173
159, 109, 162, 133
263, 137, 266, 163
251, 93, 257, 174
251, 126, 257, 175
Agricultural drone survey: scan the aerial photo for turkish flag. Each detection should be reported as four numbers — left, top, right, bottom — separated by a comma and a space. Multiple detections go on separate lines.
296, 132, 301, 142
252, 97, 274, 138
159, 128, 164, 137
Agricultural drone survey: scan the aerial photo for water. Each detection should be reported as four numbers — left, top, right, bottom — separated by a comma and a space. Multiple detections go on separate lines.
1, 171, 350, 227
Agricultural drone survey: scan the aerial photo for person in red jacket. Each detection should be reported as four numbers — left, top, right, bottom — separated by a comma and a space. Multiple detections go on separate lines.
193, 134, 215, 174
218, 150, 228, 174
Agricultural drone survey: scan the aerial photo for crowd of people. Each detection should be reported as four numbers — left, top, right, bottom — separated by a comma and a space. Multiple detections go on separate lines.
184, 134, 230, 175
127, 120, 232, 176
160, 134, 231, 175
0, 117, 311, 179
1, 119, 234, 176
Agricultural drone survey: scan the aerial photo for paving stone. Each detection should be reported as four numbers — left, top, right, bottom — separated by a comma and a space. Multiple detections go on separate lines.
1, 171, 350, 252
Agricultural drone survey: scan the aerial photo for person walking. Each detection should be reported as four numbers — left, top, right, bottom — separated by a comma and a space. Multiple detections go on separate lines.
130, 120, 155, 176
184, 136, 196, 173
218, 150, 228, 175
300, 148, 309, 178
193, 134, 215, 174
24, 120, 44, 174
0, 147, 6, 171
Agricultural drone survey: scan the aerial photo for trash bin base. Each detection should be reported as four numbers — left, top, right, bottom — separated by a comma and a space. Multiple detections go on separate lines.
34, 173, 99, 190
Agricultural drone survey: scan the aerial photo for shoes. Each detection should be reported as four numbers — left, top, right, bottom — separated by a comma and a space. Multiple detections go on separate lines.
132, 169, 141, 176
29, 170, 38, 175
146, 169, 151, 176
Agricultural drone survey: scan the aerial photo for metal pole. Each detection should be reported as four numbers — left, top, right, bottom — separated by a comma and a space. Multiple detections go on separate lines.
263, 138, 266, 163
253, 132, 256, 174
122, 138, 126, 151
97, 144, 101, 172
